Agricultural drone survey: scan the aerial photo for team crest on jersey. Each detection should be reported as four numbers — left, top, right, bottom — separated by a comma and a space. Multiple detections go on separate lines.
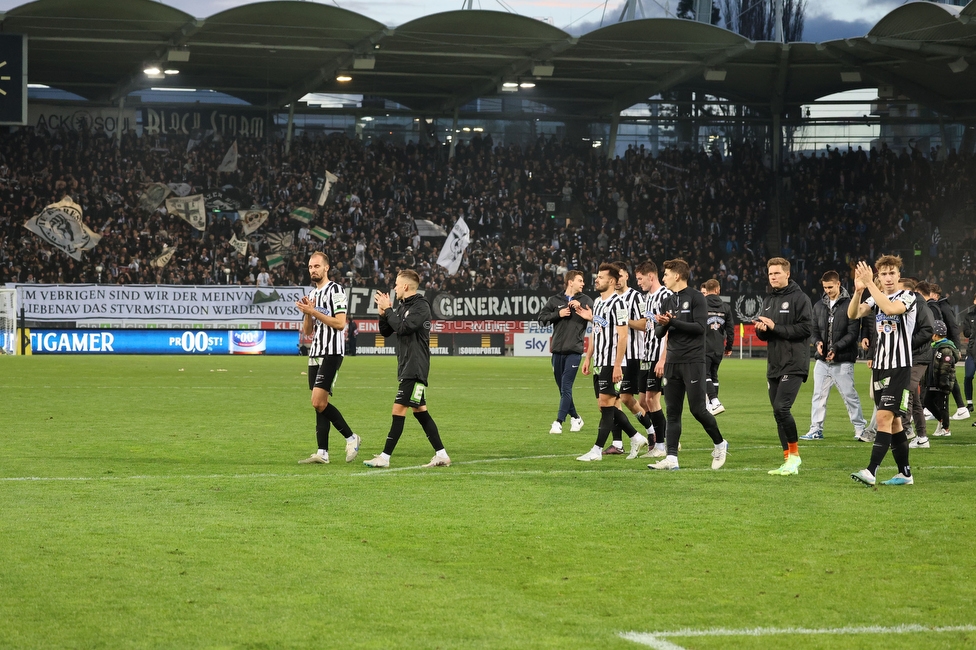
682, 301, 689, 309
735, 295, 763, 322
781, 301, 789, 310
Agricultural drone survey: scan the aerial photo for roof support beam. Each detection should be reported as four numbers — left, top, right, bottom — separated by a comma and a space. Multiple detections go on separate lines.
436, 37, 578, 113
864, 36, 974, 59
605, 42, 754, 115
822, 41, 957, 118
107, 18, 205, 103
270, 28, 392, 109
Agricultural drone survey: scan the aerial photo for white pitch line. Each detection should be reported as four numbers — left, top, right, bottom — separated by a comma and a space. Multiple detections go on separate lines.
621, 624, 976, 648
349, 453, 571, 475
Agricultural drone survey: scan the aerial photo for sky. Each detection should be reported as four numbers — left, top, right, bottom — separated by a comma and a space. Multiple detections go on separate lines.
0, 0, 927, 41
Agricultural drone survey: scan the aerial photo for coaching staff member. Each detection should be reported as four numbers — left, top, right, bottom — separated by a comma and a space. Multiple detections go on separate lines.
755, 257, 813, 476
364, 270, 450, 469
538, 270, 593, 434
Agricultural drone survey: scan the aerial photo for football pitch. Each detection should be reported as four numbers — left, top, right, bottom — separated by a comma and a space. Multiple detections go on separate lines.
2, 355, 975, 649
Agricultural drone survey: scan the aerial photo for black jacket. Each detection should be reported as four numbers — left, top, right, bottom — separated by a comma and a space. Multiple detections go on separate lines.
755, 280, 813, 379
912, 292, 936, 366
932, 297, 961, 346
812, 288, 859, 363
654, 286, 707, 364
963, 305, 976, 358
537, 291, 594, 355
704, 294, 734, 359
378, 293, 432, 385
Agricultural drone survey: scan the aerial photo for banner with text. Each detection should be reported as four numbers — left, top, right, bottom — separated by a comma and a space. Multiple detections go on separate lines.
141, 108, 266, 138
12, 284, 308, 324
28, 104, 137, 136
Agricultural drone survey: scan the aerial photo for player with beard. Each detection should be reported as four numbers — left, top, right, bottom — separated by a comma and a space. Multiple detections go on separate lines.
295, 252, 361, 465
577, 264, 648, 461
364, 270, 450, 469
606, 262, 651, 459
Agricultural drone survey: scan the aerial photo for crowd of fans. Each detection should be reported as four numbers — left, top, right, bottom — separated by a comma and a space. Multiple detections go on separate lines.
1, 125, 974, 306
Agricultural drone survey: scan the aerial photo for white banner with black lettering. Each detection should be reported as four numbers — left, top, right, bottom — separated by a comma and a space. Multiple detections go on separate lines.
10, 284, 310, 323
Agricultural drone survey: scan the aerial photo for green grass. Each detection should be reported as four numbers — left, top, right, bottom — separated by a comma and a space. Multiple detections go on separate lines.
1, 355, 974, 649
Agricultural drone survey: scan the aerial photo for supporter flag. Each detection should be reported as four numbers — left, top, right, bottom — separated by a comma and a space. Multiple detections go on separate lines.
436, 217, 470, 275
239, 209, 269, 235
266, 232, 293, 254
218, 141, 238, 173
151, 246, 178, 269
414, 219, 448, 237
23, 196, 102, 261
252, 288, 281, 305
229, 233, 248, 256
138, 182, 172, 212
316, 171, 338, 206
290, 207, 314, 224
167, 182, 193, 197
164, 194, 207, 231
265, 253, 285, 270
310, 226, 332, 241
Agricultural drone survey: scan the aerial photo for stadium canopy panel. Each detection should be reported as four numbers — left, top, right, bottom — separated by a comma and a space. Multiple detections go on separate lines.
2, 0, 976, 118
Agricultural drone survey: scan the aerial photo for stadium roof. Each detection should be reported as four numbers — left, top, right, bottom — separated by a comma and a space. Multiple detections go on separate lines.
3, 0, 976, 118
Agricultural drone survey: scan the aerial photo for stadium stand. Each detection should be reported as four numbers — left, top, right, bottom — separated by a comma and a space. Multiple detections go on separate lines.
1, 127, 974, 304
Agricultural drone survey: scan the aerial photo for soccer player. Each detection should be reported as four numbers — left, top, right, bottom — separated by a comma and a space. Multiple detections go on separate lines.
608, 262, 651, 458
800, 270, 866, 441
635, 261, 671, 458
701, 279, 734, 415
364, 270, 450, 469
649, 259, 728, 470
848, 255, 918, 486
537, 270, 593, 434
577, 263, 648, 461
295, 252, 361, 465
754, 258, 813, 476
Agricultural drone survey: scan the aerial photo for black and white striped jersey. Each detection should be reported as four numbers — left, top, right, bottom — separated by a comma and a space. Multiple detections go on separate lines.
643, 286, 673, 362
618, 287, 647, 361
307, 281, 348, 360
866, 290, 916, 369
591, 293, 628, 368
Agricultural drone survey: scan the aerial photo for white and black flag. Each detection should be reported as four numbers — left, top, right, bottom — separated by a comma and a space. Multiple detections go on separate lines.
23, 197, 102, 261
138, 182, 172, 212
315, 171, 338, 207
265, 232, 294, 254
217, 140, 238, 173
164, 194, 207, 231
239, 209, 269, 235
436, 217, 470, 275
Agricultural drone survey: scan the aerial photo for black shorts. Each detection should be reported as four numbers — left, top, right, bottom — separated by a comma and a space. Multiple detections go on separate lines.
592, 365, 620, 399
641, 359, 664, 393
394, 380, 428, 408
308, 355, 343, 394
873, 367, 912, 415
619, 361, 641, 395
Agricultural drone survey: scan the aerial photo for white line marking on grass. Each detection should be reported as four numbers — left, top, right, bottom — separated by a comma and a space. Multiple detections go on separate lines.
349, 454, 572, 475
620, 624, 976, 648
